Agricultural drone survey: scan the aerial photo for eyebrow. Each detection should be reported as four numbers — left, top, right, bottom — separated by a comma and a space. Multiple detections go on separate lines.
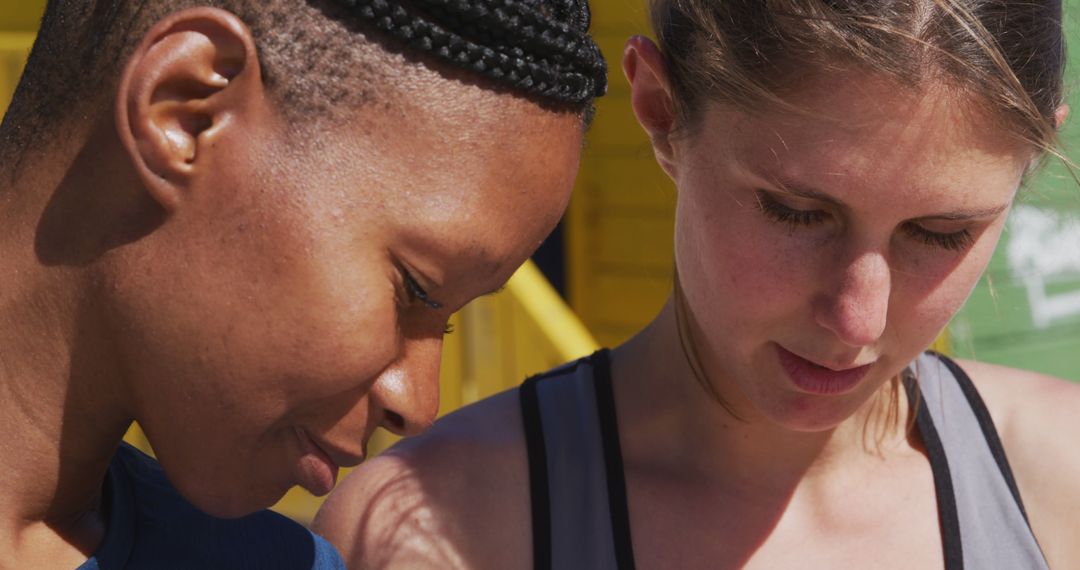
482, 285, 507, 297
767, 175, 1012, 221
770, 177, 843, 207
909, 204, 1012, 221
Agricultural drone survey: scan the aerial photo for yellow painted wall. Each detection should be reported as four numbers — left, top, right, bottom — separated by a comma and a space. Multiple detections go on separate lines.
0, 33, 31, 114
0, 3, 44, 32
0, 0, 40, 109
568, 0, 677, 347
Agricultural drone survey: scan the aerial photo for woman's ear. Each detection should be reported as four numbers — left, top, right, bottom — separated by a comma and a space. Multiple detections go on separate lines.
1055, 104, 1070, 130
115, 7, 261, 212
623, 35, 679, 180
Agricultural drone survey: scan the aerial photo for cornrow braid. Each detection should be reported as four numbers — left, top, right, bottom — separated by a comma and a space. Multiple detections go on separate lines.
334, 0, 608, 106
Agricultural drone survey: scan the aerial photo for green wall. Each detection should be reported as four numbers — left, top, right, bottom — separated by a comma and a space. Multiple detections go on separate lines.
950, 2, 1080, 380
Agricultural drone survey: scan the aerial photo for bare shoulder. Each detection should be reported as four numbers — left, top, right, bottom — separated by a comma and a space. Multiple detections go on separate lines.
313, 389, 532, 570
952, 358, 1080, 567
952, 358, 1080, 435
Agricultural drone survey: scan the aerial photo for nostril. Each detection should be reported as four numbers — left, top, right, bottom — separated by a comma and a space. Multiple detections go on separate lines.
383, 410, 406, 433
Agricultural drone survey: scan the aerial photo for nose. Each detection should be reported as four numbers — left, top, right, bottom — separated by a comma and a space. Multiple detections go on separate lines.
814, 250, 891, 348
369, 337, 442, 437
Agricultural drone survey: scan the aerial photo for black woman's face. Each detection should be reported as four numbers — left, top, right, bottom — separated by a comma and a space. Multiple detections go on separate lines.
113, 82, 584, 516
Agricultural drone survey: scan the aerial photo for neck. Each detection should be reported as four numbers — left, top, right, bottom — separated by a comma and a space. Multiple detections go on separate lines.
610, 300, 914, 495
0, 127, 133, 565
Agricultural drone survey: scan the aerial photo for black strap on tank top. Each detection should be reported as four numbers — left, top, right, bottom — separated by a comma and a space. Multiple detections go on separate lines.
905, 367, 964, 570
592, 350, 637, 570
934, 353, 1033, 527
521, 374, 553, 570
520, 351, 637, 570
524, 351, 1015, 570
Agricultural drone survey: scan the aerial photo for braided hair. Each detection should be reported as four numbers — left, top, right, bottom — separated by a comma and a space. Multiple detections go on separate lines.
335, 0, 608, 106
2, 0, 607, 167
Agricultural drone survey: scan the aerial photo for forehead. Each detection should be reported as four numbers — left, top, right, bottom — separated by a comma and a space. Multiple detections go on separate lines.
283, 76, 584, 210
692, 75, 1033, 209
377, 96, 581, 216
335, 87, 585, 289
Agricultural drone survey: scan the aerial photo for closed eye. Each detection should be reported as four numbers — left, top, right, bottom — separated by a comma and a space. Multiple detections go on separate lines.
757, 189, 977, 252
402, 270, 443, 310
901, 223, 974, 252
755, 190, 829, 229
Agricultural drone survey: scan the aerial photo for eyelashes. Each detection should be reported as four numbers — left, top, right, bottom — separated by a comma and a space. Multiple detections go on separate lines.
403, 271, 443, 310
756, 191, 828, 229
901, 224, 974, 252
402, 270, 455, 335
754, 190, 975, 252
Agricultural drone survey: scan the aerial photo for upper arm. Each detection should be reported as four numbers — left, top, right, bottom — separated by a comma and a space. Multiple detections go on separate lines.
956, 359, 1080, 568
312, 391, 533, 570
313, 452, 471, 570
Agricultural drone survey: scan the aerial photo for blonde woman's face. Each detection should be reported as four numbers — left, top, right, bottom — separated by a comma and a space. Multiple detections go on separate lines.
671, 76, 1033, 431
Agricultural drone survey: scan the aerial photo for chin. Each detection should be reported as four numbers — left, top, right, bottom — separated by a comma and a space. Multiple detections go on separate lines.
762, 396, 858, 433
776, 414, 849, 433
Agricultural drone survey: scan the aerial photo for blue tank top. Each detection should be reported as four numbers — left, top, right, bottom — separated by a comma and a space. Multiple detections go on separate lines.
519, 350, 1048, 570
76, 443, 345, 569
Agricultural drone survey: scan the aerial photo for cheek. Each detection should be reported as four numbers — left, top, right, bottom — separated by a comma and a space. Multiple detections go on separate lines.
891, 249, 997, 350
675, 189, 819, 329
121, 214, 403, 425
236, 248, 403, 404
110, 233, 404, 513
889, 223, 1007, 346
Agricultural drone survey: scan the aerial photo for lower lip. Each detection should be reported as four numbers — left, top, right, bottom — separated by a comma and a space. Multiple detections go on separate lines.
295, 428, 338, 496
776, 345, 871, 396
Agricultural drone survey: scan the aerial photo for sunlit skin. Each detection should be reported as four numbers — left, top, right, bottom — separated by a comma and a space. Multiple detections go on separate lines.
669, 77, 1025, 433
314, 36, 1080, 570
0, 8, 582, 567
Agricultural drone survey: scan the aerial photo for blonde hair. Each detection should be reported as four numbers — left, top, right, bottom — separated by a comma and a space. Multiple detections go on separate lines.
655, 1, 1061, 440
650, 0, 1065, 153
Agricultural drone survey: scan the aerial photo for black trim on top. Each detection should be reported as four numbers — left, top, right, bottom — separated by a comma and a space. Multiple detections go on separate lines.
904, 372, 965, 570
592, 349, 638, 570
520, 375, 552, 570
933, 353, 1034, 527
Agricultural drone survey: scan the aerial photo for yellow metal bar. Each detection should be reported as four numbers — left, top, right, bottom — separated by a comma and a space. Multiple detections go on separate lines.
506, 260, 600, 357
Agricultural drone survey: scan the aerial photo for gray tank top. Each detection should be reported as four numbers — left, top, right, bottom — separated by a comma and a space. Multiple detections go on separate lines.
519, 350, 1049, 570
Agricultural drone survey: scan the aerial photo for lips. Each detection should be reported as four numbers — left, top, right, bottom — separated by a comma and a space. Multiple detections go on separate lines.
294, 427, 340, 496
776, 344, 873, 396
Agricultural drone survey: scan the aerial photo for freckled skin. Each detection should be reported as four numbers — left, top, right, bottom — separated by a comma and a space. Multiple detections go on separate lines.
316, 37, 1080, 570
671, 77, 1029, 431
314, 42, 1080, 570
